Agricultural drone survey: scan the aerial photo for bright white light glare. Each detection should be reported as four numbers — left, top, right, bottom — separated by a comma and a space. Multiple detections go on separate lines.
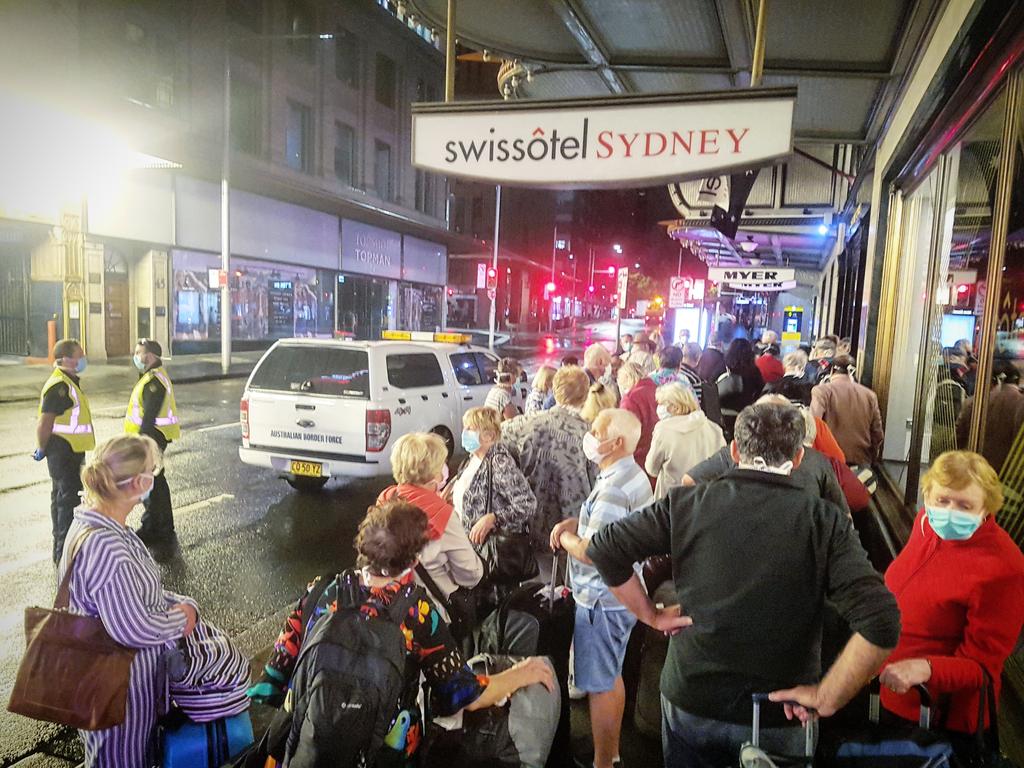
0, 89, 179, 221
817, 224, 829, 235
613, 244, 623, 254
634, 262, 640, 269
319, 33, 333, 39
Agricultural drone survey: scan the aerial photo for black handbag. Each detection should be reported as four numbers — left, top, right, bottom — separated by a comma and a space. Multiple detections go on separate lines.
415, 564, 478, 642
481, 454, 539, 586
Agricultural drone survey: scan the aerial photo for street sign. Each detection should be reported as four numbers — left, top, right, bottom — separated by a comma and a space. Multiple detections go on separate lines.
669, 276, 691, 308
617, 267, 629, 309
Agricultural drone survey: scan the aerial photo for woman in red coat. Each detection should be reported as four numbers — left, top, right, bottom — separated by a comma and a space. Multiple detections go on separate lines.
880, 450, 1024, 756
617, 361, 658, 473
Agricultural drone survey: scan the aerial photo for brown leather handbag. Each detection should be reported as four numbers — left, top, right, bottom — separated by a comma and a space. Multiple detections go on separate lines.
8, 530, 137, 730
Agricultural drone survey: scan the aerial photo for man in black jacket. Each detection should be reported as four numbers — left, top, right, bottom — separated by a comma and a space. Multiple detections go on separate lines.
586, 403, 900, 767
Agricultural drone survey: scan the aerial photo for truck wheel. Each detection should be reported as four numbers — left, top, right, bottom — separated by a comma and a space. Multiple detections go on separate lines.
430, 426, 455, 458
287, 476, 329, 493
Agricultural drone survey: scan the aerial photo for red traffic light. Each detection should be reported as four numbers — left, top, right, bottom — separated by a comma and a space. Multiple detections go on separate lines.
607, 266, 615, 275
545, 281, 556, 293
487, 267, 497, 278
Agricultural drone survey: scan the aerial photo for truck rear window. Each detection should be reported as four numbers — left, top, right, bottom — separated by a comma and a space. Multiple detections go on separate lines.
249, 346, 370, 398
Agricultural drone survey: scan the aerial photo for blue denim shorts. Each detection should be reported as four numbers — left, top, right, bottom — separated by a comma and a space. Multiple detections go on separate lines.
573, 603, 637, 693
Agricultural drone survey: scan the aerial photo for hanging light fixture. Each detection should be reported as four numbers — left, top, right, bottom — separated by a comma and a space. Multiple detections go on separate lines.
739, 236, 758, 253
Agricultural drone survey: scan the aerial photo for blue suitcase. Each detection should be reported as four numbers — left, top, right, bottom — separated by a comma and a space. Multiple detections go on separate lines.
161, 710, 254, 768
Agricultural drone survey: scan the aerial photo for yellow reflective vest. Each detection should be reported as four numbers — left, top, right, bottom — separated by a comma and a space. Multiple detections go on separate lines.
125, 366, 181, 441
39, 369, 96, 453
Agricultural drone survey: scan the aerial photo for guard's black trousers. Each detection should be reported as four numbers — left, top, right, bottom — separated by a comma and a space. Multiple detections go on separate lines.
46, 437, 84, 563
139, 456, 175, 540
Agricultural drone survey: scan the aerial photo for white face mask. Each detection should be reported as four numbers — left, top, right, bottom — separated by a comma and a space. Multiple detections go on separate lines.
737, 456, 794, 476
657, 405, 672, 421
582, 432, 608, 464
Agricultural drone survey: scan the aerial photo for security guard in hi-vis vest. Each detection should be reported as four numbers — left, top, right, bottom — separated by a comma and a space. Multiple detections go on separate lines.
34, 338, 95, 563
125, 339, 180, 554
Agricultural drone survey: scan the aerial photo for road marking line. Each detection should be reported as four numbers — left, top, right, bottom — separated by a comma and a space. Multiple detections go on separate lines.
177, 493, 235, 515
195, 422, 241, 433
0, 478, 49, 494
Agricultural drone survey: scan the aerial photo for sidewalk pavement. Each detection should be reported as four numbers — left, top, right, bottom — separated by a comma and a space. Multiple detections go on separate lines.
0, 352, 265, 404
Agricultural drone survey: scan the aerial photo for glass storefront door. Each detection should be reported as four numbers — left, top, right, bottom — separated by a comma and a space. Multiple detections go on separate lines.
336, 274, 393, 340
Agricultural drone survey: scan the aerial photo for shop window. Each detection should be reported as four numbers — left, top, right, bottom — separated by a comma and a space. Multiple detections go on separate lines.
286, 0, 315, 63
374, 140, 393, 201
286, 100, 313, 173
231, 78, 262, 155
386, 353, 444, 389
399, 283, 441, 331
375, 53, 396, 108
450, 352, 482, 386
334, 27, 360, 88
334, 122, 356, 186
881, 88, 1010, 505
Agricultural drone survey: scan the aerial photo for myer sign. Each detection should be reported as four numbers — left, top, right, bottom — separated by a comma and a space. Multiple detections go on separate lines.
708, 267, 796, 292
412, 88, 796, 187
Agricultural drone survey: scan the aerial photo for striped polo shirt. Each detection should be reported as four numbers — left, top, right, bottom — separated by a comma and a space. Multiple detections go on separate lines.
571, 456, 655, 609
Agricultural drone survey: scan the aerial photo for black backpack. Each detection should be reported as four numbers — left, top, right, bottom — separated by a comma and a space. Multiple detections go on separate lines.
283, 570, 419, 768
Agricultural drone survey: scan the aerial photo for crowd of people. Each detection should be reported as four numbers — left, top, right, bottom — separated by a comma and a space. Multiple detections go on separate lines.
30, 331, 1024, 768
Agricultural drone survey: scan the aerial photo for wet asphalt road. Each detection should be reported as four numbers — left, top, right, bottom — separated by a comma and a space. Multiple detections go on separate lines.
0, 378, 392, 764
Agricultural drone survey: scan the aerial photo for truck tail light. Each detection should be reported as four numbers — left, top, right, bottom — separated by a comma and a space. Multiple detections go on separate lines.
240, 394, 250, 441
366, 409, 391, 453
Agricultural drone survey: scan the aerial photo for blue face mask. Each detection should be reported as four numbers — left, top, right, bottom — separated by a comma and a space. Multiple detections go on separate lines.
133, 354, 146, 372
925, 505, 984, 541
75, 356, 88, 374
461, 430, 481, 453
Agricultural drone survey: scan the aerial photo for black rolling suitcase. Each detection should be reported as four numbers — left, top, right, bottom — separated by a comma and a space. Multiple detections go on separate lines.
739, 693, 817, 768
820, 679, 961, 767
475, 556, 574, 768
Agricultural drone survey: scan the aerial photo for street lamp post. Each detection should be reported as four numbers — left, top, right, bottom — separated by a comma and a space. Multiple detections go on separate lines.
221, 31, 331, 374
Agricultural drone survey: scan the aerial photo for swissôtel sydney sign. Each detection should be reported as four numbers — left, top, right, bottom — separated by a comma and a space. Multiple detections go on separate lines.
411, 87, 796, 188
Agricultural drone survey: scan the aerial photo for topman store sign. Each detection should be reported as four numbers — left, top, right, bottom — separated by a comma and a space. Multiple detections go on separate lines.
411, 88, 796, 188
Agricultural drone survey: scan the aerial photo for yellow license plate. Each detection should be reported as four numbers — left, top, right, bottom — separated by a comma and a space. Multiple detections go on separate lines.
290, 460, 322, 478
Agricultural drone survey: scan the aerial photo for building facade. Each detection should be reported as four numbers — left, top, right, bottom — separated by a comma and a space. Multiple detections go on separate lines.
0, 0, 452, 359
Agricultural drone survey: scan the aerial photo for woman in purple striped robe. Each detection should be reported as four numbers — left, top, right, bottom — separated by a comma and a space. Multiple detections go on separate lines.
57, 434, 249, 767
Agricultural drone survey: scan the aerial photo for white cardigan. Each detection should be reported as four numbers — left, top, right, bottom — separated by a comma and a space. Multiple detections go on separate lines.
645, 411, 727, 500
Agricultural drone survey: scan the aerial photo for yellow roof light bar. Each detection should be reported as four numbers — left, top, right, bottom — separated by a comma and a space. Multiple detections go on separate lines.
381, 330, 472, 344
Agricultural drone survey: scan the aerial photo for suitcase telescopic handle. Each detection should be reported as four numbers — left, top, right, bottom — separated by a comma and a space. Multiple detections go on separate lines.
868, 678, 933, 728
750, 693, 817, 757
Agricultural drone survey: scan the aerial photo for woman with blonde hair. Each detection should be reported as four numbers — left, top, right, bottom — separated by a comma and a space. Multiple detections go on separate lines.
880, 450, 1024, 762
645, 382, 725, 499
581, 380, 618, 423
378, 432, 483, 617
60, 434, 249, 767
526, 364, 556, 414
618, 361, 659, 471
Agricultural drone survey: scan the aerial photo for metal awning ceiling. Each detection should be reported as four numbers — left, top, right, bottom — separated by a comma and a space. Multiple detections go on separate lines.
407, 0, 941, 145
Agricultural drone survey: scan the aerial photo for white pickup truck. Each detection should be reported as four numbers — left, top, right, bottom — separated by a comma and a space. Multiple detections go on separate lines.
238, 334, 527, 491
